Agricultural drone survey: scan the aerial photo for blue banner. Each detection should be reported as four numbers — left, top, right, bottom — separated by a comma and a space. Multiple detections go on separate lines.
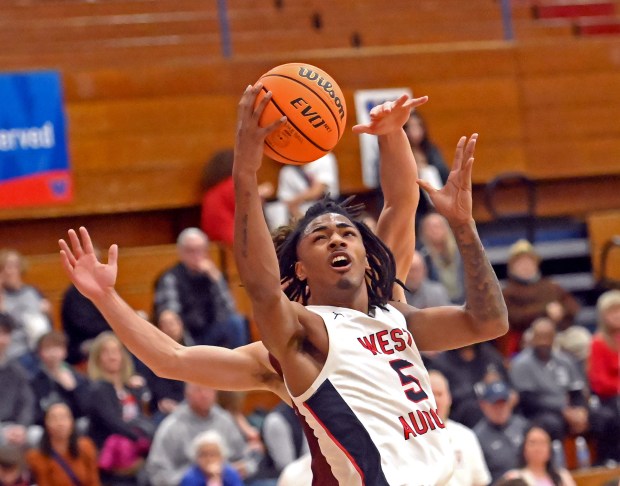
0, 71, 72, 208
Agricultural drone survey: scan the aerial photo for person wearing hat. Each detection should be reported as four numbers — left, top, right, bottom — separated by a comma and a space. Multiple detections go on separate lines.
0, 313, 36, 449
473, 379, 529, 484
500, 239, 580, 356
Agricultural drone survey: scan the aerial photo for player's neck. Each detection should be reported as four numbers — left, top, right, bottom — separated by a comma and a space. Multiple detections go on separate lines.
308, 285, 369, 314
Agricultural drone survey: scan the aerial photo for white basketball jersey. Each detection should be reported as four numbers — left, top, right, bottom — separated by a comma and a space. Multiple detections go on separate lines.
286, 304, 454, 486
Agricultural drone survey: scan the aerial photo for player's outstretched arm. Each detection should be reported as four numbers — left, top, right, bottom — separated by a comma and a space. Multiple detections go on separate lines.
353, 94, 428, 301
59, 227, 289, 401
398, 134, 508, 350
232, 84, 303, 360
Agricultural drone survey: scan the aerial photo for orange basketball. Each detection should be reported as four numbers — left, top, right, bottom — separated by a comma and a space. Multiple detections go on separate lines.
254, 62, 347, 165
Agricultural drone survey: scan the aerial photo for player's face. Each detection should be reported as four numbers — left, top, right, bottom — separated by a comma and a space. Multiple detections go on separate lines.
296, 213, 368, 295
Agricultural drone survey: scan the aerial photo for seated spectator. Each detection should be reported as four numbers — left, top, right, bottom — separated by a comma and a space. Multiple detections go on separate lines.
0, 250, 52, 360
265, 152, 339, 229
404, 250, 451, 309
509, 318, 588, 441
502, 425, 576, 486
430, 342, 510, 428
154, 228, 248, 348
277, 453, 311, 486
200, 148, 274, 246
134, 310, 187, 422
501, 239, 580, 356
419, 212, 465, 304
86, 332, 152, 482
474, 380, 529, 483
259, 400, 307, 480
0, 445, 31, 486
180, 430, 244, 486
587, 290, 620, 463
30, 331, 89, 426
0, 313, 36, 448
146, 383, 259, 486
26, 401, 100, 486
61, 281, 110, 366
429, 370, 491, 486
403, 110, 450, 227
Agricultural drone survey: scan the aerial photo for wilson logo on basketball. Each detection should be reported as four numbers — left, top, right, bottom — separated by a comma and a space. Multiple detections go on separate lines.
291, 98, 332, 132
297, 67, 346, 121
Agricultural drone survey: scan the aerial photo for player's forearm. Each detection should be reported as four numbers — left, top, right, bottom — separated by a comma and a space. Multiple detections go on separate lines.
90, 289, 182, 376
452, 220, 508, 334
233, 170, 282, 302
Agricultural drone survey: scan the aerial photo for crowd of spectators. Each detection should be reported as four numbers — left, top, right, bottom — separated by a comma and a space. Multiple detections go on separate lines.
0, 193, 619, 485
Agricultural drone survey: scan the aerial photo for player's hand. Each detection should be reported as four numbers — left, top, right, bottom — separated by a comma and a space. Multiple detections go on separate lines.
417, 134, 478, 226
352, 94, 428, 136
234, 83, 286, 174
59, 227, 118, 303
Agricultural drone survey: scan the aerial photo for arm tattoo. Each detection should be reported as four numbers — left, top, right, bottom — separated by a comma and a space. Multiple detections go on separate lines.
453, 221, 507, 322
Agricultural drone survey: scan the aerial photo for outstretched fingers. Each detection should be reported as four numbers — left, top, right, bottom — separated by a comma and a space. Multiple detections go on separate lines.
402, 95, 429, 110
67, 229, 84, 258
108, 244, 118, 268
451, 136, 467, 172
462, 134, 478, 166
79, 226, 95, 255
58, 238, 76, 268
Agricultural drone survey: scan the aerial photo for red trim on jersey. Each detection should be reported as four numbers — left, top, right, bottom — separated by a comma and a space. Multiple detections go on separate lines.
303, 401, 366, 485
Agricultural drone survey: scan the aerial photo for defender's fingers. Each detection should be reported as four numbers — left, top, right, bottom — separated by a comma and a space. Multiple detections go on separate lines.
351, 123, 372, 134
451, 136, 467, 172
59, 250, 74, 277
416, 179, 437, 195
58, 239, 77, 267
79, 226, 95, 254
68, 229, 84, 256
463, 134, 478, 163
403, 95, 429, 109
108, 244, 119, 267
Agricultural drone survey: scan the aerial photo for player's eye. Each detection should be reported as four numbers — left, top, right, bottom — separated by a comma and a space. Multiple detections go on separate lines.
313, 235, 327, 242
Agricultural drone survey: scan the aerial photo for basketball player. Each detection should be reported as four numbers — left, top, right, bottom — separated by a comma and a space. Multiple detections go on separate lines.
229, 83, 508, 485
58, 92, 429, 407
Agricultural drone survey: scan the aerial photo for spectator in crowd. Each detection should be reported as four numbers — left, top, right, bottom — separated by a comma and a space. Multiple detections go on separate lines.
0, 445, 31, 486
501, 239, 580, 356
200, 149, 274, 246
86, 332, 152, 481
146, 383, 259, 486
419, 212, 465, 304
61, 280, 110, 366
403, 111, 450, 227
429, 370, 491, 486
30, 331, 89, 426
154, 228, 248, 348
509, 318, 588, 441
265, 152, 339, 229
587, 290, 620, 462
404, 250, 451, 309
0, 250, 51, 360
180, 430, 244, 486
277, 453, 311, 486
502, 425, 576, 486
430, 342, 510, 428
259, 400, 307, 480
134, 310, 187, 423
474, 379, 529, 483
26, 401, 100, 486
0, 313, 36, 448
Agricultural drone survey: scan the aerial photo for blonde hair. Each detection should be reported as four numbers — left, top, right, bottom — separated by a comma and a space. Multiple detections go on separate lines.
597, 290, 620, 336
191, 430, 229, 461
87, 331, 134, 383
0, 249, 27, 274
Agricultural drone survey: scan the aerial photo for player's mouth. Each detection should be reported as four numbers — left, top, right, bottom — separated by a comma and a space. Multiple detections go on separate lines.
329, 251, 352, 271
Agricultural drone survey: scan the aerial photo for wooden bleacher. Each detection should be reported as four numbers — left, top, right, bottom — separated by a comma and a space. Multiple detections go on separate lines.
573, 466, 620, 486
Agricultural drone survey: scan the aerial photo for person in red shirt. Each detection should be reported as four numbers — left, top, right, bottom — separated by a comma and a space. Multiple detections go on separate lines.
588, 289, 620, 463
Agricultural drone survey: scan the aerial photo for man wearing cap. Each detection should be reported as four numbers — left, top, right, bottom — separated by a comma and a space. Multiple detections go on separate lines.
500, 239, 580, 356
473, 380, 528, 484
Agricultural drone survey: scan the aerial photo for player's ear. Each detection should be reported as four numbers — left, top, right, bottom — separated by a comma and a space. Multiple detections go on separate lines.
295, 261, 307, 281
365, 256, 371, 271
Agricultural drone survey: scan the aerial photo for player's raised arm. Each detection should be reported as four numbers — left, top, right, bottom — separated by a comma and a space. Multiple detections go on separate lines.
232, 84, 302, 360
398, 134, 508, 350
59, 227, 288, 401
353, 94, 428, 301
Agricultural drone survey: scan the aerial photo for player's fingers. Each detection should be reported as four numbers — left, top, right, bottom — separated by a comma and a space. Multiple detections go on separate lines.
351, 124, 372, 134
404, 95, 429, 109
463, 133, 478, 163
68, 229, 84, 257
451, 136, 466, 172
58, 239, 77, 267
416, 179, 437, 195
253, 89, 271, 120
79, 226, 95, 255
59, 250, 74, 277
462, 157, 475, 188
108, 244, 118, 267
264, 115, 287, 135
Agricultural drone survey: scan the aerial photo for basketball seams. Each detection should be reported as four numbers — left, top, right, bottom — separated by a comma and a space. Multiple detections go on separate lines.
259, 86, 330, 161
261, 73, 342, 140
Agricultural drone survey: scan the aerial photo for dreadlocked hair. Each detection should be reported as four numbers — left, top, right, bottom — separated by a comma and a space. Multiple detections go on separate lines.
273, 196, 396, 310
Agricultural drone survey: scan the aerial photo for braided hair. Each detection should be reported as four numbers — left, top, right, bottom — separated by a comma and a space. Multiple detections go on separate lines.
273, 196, 396, 310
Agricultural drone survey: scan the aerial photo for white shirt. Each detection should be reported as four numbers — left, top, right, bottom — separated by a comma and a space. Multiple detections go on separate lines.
445, 420, 491, 486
